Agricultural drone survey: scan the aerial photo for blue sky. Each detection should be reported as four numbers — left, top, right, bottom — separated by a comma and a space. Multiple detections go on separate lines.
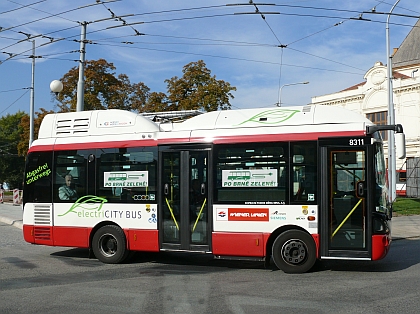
1, 0, 420, 116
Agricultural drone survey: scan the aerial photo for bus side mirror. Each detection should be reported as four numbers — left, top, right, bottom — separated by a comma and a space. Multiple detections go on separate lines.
395, 133, 406, 159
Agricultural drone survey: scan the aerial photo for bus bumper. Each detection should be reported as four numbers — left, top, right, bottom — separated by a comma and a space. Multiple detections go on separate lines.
371, 234, 391, 260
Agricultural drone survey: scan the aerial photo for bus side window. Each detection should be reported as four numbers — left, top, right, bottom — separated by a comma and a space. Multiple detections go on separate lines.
214, 143, 287, 203
292, 142, 317, 203
97, 147, 158, 203
53, 152, 87, 202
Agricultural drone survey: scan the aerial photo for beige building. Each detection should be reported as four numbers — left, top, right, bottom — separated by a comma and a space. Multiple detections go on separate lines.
311, 19, 420, 170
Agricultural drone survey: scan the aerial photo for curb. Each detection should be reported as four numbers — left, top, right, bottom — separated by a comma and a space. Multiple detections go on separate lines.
0, 215, 23, 230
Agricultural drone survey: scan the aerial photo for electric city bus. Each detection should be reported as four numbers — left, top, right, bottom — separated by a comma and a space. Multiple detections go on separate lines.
22, 105, 405, 273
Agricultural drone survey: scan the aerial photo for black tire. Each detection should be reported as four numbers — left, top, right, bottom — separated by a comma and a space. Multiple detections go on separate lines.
92, 225, 129, 264
272, 230, 316, 274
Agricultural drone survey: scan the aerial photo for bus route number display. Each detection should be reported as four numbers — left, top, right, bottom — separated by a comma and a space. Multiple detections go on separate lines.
349, 138, 364, 146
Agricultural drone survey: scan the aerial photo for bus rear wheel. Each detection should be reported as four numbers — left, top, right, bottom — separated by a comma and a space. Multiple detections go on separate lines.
272, 230, 316, 274
92, 225, 128, 264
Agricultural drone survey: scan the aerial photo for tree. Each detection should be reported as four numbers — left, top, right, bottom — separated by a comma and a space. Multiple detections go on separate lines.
55, 59, 150, 112
54, 58, 235, 113
144, 92, 170, 112
0, 112, 27, 189
162, 60, 236, 111
17, 108, 55, 156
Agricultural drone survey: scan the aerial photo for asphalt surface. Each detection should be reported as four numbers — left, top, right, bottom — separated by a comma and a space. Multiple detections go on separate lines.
1, 202, 420, 239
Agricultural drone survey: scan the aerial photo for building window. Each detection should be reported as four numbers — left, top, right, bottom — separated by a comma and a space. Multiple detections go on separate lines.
366, 111, 388, 140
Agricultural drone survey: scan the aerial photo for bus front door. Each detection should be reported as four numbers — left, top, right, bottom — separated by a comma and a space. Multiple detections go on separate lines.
160, 149, 210, 252
320, 146, 371, 260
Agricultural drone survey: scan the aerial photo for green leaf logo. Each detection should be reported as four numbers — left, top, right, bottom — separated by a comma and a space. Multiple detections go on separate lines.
58, 195, 108, 217
236, 108, 300, 126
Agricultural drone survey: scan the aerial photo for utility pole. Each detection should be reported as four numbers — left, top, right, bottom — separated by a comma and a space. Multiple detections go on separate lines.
386, 0, 401, 203
76, 22, 87, 112
29, 40, 35, 147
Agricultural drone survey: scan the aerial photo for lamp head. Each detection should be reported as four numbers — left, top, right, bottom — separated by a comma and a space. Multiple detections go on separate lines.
50, 80, 63, 95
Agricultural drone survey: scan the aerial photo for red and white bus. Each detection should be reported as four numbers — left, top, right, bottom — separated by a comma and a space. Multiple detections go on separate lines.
396, 169, 407, 197
22, 105, 405, 273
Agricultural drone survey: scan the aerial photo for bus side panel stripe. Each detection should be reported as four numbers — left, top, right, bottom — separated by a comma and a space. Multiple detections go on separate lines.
29, 131, 365, 152
156, 131, 365, 145
371, 234, 391, 260
311, 234, 320, 259
212, 232, 266, 257
53, 226, 89, 248
23, 225, 35, 243
53, 139, 157, 151
212, 131, 365, 144
28, 144, 55, 153
128, 229, 159, 252
22, 225, 55, 246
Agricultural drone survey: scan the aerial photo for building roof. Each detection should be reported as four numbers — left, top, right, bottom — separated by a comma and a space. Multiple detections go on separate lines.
340, 71, 410, 92
392, 18, 420, 69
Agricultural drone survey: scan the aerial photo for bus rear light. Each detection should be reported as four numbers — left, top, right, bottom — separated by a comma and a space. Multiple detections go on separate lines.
308, 216, 316, 221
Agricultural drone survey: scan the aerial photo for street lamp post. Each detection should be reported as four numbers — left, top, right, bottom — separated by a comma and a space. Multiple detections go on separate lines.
277, 81, 309, 106
386, 0, 400, 203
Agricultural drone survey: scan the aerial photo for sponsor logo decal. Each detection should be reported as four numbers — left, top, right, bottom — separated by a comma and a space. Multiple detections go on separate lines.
26, 162, 51, 185
217, 210, 227, 219
270, 210, 287, 221
58, 195, 147, 220
103, 120, 128, 127
235, 108, 300, 126
217, 208, 269, 222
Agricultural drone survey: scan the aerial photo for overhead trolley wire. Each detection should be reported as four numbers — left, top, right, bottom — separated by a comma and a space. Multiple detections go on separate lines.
1, 1, 417, 77
90, 40, 363, 76
0, 89, 29, 115
0, 0, 46, 15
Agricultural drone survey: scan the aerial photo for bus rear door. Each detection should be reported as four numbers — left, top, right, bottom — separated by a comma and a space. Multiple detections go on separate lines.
159, 146, 211, 252
319, 138, 372, 260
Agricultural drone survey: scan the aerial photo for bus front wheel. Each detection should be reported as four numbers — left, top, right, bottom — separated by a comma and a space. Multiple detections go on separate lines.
92, 225, 128, 264
272, 230, 316, 273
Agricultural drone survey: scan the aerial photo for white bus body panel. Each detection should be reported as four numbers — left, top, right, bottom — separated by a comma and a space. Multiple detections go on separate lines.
23, 202, 158, 230
213, 205, 318, 234
34, 106, 372, 147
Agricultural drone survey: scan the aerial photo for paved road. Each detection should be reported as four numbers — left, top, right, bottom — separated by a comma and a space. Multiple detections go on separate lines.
1, 219, 420, 314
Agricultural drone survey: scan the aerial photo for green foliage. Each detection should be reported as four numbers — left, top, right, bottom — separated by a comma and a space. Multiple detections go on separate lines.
55, 59, 150, 112
53, 59, 236, 113
393, 198, 420, 216
0, 112, 26, 189
18, 108, 54, 156
163, 60, 236, 111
